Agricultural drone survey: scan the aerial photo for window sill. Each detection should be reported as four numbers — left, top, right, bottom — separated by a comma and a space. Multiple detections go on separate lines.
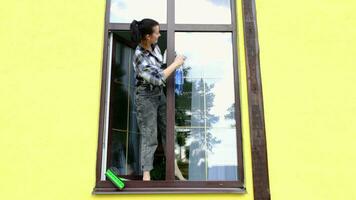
93, 180, 246, 194
92, 187, 246, 194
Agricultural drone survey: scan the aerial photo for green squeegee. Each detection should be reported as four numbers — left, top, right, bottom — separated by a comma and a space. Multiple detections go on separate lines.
105, 167, 127, 190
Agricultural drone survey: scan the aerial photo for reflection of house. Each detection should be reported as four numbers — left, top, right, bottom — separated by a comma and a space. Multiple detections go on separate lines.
3, 0, 355, 199
208, 166, 238, 181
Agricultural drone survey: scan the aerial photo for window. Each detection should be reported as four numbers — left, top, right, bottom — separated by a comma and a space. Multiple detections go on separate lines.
94, 0, 247, 194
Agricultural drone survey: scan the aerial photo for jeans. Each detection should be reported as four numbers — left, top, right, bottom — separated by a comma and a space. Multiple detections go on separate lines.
134, 85, 167, 171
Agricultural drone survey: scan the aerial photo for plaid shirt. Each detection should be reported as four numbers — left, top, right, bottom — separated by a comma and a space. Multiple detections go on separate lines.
132, 43, 167, 87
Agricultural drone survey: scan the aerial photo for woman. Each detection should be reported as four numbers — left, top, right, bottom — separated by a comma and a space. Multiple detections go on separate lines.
130, 18, 186, 181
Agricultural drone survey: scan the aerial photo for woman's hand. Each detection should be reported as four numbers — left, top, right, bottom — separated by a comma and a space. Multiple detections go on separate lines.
173, 55, 186, 68
162, 54, 187, 79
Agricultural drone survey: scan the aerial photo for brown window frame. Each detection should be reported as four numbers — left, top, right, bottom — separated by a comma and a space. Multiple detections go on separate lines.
93, 0, 270, 197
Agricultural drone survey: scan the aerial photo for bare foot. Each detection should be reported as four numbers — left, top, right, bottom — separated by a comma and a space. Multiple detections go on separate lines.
143, 171, 150, 181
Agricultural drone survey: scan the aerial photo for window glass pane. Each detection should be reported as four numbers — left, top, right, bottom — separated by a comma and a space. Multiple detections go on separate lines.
110, 0, 167, 23
108, 40, 141, 178
176, 0, 231, 24
174, 32, 238, 181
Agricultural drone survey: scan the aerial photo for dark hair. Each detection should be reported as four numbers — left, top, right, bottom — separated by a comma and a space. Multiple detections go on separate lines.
130, 18, 159, 45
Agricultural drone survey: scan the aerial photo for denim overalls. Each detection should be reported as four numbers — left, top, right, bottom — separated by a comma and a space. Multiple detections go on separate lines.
134, 84, 167, 171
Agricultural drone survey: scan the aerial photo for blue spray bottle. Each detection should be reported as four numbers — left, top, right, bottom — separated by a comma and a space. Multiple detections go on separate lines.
175, 65, 184, 95
163, 50, 186, 96
174, 51, 186, 95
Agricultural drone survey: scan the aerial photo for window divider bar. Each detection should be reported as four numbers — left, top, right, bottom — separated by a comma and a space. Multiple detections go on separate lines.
108, 23, 233, 32
109, 23, 168, 31
165, 0, 176, 181
174, 24, 233, 32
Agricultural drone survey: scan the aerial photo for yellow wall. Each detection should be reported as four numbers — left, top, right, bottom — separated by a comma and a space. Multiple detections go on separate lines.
1, 0, 355, 200
0, 0, 254, 199
256, 0, 356, 199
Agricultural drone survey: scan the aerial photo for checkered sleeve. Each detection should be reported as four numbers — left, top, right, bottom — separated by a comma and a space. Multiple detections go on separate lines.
133, 53, 167, 86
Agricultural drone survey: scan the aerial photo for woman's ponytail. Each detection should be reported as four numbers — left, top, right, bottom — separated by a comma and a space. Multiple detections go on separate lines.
130, 20, 141, 44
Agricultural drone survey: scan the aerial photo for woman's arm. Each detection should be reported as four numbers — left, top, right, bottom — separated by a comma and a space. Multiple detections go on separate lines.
133, 48, 186, 86
162, 56, 185, 79
161, 48, 185, 79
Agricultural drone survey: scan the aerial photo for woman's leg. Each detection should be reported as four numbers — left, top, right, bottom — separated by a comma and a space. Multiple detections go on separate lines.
135, 94, 159, 180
